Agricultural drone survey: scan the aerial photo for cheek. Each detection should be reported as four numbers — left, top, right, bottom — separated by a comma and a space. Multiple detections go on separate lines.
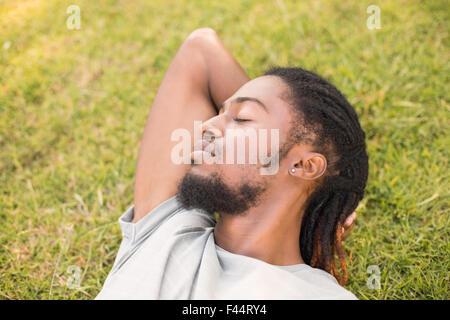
220, 130, 281, 165
217, 132, 262, 165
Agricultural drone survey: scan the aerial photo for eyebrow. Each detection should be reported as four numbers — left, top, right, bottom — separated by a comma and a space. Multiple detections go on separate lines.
218, 96, 268, 113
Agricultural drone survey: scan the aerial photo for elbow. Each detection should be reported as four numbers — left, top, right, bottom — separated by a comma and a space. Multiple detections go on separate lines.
186, 27, 218, 42
183, 27, 221, 51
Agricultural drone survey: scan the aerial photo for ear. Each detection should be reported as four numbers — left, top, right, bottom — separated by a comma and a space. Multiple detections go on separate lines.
290, 152, 327, 180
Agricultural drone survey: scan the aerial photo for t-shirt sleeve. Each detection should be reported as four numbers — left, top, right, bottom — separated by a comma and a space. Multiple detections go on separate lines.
107, 195, 215, 275
118, 196, 185, 243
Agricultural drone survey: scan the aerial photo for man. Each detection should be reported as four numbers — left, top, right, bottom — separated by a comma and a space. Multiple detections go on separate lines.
96, 28, 368, 299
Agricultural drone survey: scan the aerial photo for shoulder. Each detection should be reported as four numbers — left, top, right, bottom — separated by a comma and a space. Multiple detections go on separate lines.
293, 265, 358, 300
118, 195, 216, 242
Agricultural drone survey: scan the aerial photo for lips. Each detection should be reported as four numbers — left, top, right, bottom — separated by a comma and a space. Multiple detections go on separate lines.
191, 139, 216, 164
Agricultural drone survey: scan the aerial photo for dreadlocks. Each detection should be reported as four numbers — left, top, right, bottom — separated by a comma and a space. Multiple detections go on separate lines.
265, 67, 369, 286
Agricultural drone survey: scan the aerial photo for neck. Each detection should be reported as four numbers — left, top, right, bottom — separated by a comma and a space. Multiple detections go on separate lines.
213, 186, 308, 266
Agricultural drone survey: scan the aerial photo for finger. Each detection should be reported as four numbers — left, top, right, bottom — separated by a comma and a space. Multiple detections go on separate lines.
344, 211, 357, 228
342, 222, 355, 240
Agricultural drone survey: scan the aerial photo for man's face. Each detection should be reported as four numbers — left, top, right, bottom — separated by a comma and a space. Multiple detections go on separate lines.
177, 76, 296, 215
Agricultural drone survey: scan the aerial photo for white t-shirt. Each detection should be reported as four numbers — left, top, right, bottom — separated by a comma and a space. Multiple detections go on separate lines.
95, 195, 357, 300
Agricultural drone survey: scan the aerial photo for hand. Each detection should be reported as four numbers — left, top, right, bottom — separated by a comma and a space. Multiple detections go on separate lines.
341, 211, 357, 241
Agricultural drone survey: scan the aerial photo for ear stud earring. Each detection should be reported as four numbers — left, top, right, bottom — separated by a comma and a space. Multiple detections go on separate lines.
290, 168, 296, 173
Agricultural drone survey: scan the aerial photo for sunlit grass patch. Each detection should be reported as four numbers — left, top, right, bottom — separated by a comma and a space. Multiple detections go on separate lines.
0, 0, 448, 299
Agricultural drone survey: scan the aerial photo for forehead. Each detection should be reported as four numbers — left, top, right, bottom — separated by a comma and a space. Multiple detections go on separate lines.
230, 75, 289, 105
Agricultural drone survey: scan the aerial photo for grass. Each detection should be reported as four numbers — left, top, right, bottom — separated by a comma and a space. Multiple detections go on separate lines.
0, 0, 448, 300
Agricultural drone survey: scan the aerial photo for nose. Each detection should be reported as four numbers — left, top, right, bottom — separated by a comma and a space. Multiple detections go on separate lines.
203, 129, 216, 143
201, 118, 223, 142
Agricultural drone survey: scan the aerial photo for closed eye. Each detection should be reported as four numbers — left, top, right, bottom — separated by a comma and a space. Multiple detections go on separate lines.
232, 116, 250, 122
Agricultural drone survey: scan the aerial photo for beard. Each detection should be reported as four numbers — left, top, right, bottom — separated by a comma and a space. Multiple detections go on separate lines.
176, 170, 267, 216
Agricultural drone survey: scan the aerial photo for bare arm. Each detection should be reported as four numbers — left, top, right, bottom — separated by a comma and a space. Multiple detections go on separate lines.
133, 28, 250, 222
